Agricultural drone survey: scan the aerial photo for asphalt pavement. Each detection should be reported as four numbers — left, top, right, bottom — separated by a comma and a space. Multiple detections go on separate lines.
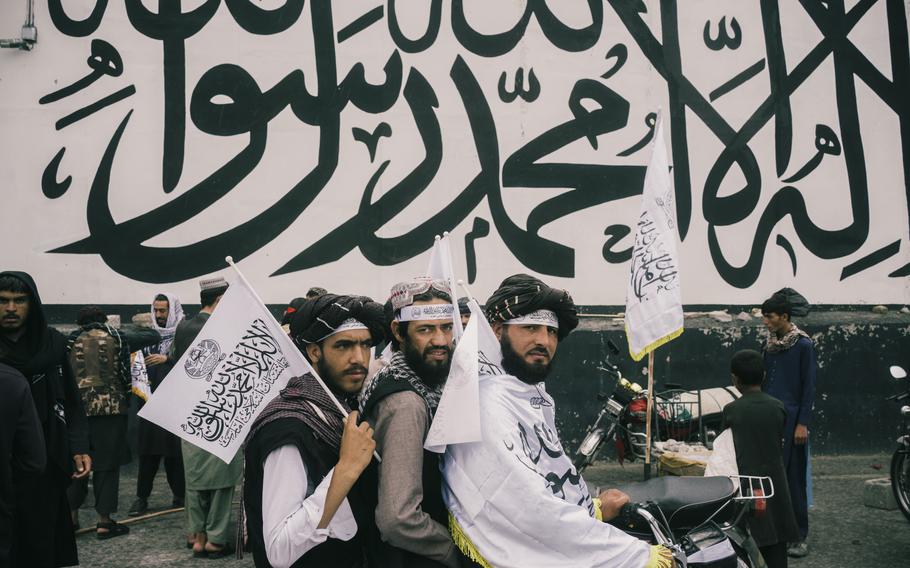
73, 453, 909, 567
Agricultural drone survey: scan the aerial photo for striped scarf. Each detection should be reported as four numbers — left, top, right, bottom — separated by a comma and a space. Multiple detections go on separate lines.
247, 373, 349, 451
237, 373, 350, 558
765, 324, 811, 354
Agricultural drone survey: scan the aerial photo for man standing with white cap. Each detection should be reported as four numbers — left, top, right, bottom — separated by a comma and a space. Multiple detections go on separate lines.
173, 276, 243, 558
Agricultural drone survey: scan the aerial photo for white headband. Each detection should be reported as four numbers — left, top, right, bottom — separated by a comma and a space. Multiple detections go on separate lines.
503, 309, 559, 329
317, 318, 369, 342
396, 304, 455, 322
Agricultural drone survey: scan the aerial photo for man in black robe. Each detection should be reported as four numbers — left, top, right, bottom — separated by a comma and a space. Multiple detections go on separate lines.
242, 294, 385, 568
0, 271, 90, 567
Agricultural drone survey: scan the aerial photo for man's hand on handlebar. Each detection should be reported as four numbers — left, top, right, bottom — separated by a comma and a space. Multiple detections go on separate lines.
596, 488, 630, 522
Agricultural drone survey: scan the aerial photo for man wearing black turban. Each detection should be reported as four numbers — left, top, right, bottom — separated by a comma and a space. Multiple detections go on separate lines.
485, 273, 579, 383
242, 294, 385, 568
441, 274, 675, 568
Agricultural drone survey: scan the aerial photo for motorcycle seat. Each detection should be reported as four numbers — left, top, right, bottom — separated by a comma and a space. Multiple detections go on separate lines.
611, 476, 737, 529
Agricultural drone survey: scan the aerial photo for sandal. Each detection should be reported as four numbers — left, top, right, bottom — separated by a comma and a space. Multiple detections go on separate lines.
205, 542, 235, 559
96, 520, 130, 540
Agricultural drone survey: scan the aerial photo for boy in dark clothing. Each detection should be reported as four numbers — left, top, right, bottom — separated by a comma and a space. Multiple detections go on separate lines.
724, 350, 799, 568
761, 293, 815, 557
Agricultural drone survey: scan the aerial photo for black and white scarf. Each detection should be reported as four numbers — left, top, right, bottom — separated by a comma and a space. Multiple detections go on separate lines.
359, 351, 443, 416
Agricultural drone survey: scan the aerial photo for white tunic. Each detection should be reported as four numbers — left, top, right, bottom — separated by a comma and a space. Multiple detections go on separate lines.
441, 373, 652, 568
261, 445, 357, 568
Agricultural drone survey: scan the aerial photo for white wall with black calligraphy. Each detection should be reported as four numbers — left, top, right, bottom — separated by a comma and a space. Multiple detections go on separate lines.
2, 1, 908, 306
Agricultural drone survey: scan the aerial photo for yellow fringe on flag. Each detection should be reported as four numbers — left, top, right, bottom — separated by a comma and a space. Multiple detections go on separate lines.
592, 498, 604, 522
627, 325, 684, 362
646, 544, 675, 568
449, 510, 673, 568
131, 385, 149, 402
449, 512, 493, 568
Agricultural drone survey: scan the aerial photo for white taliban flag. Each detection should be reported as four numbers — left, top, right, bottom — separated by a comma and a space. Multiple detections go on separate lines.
139, 274, 316, 463
130, 351, 152, 402
423, 232, 483, 452
425, 233, 464, 339
424, 311, 482, 452
625, 113, 684, 361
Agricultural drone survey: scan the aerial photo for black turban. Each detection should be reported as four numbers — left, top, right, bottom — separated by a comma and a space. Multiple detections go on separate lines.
485, 274, 578, 340
290, 294, 386, 346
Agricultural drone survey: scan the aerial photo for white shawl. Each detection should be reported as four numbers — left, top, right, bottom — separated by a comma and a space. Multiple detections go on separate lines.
441, 373, 653, 568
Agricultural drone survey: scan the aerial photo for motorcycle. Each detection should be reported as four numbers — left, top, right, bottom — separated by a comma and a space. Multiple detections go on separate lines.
574, 341, 738, 473
888, 365, 910, 522
610, 474, 772, 567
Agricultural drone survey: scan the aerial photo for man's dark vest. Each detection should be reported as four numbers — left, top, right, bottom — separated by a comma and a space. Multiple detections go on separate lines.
243, 417, 380, 568
361, 379, 450, 568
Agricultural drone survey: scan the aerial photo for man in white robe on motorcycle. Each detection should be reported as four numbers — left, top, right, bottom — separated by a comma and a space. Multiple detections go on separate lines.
441, 274, 675, 568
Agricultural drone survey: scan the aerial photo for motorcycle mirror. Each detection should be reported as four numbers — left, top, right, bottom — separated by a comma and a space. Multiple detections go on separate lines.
891, 366, 908, 379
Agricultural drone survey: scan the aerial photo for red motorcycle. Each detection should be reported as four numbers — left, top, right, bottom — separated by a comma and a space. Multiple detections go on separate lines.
574, 341, 738, 472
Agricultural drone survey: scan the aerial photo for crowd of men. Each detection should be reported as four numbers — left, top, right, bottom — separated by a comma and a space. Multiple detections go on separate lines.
0, 269, 816, 568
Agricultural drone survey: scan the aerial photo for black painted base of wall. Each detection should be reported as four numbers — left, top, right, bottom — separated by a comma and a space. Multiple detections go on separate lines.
43, 304, 910, 455
548, 310, 910, 456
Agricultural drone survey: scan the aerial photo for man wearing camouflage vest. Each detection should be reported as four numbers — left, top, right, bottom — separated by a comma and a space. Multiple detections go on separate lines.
65, 306, 159, 539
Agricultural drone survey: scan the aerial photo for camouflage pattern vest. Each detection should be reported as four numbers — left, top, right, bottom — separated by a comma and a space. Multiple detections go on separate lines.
68, 327, 129, 416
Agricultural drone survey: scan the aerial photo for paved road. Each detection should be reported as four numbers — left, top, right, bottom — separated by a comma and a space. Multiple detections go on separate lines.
74, 453, 908, 567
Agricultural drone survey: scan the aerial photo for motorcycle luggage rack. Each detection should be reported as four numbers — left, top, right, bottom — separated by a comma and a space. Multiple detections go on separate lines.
729, 475, 775, 501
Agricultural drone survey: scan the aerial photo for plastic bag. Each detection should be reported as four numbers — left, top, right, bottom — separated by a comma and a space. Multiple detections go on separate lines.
704, 429, 738, 477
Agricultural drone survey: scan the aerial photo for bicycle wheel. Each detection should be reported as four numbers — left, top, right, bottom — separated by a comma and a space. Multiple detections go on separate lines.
891, 449, 910, 523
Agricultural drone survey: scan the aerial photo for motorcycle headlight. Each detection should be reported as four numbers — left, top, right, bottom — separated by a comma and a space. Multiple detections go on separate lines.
578, 432, 604, 455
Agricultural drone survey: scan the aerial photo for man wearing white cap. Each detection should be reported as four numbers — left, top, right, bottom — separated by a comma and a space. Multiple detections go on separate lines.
173, 276, 242, 558
358, 277, 465, 568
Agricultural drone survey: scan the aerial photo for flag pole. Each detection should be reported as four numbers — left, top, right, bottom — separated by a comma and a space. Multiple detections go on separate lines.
433, 232, 464, 340
644, 349, 655, 480
224, 257, 381, 462
457, 280, 476, 304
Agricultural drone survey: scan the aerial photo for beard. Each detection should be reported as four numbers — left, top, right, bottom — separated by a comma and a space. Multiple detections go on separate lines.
156, 317, 168, 327
0, 316, 24, 333
402, 339, 451, 387
500, 333, 553, 385
316, 357, 367, 399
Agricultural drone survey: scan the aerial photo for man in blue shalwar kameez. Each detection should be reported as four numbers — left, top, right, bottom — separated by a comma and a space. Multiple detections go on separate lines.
761, 293, 816, 559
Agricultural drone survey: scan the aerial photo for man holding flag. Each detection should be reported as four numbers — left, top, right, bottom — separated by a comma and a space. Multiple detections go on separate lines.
441, 274, 675, 568
359, 277, 464, 568
131, 293, 186, 517
242, 294, 386, 568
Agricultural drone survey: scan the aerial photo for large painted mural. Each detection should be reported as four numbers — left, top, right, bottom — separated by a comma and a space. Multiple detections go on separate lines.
1, 1, 908, 305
